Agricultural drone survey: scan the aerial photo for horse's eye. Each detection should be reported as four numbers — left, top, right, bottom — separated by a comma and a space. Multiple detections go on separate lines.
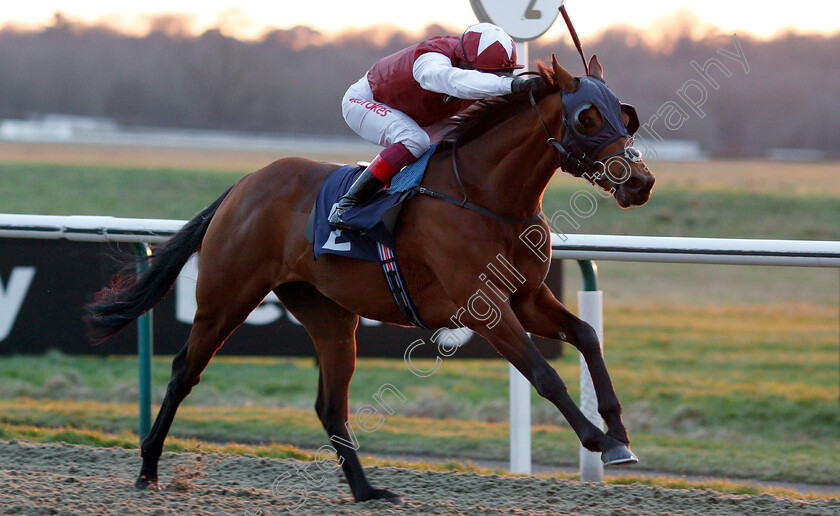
577, 112, 590, 127
570, 103, 598, 136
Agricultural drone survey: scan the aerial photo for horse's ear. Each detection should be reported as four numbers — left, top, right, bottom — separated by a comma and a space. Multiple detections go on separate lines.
537, 62, 555, 87
588, 55, 604, 82
551, 54, 577, 92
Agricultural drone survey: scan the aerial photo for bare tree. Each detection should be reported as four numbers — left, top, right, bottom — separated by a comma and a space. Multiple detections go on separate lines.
0, 20, 837, 156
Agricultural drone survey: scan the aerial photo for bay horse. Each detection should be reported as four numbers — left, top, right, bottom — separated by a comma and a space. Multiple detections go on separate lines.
85, 55, 654, 505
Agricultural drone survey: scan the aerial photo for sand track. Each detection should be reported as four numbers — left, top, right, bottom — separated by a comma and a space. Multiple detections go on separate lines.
0, 440, 837, 515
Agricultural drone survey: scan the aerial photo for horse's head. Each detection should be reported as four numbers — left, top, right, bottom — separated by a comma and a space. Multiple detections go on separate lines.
539, 55, 655, 208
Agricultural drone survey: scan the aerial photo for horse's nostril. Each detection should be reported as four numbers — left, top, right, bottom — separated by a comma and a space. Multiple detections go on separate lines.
625, 177, 644, 193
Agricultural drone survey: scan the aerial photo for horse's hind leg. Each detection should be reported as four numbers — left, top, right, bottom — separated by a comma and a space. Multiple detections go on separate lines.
136, 272, 271, 489
274, 282, 403, 505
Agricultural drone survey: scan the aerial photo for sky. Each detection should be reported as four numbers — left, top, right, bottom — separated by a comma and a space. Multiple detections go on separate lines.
2, 1, 838, 41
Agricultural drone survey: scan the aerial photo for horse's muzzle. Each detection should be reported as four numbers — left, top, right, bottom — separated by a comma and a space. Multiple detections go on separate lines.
616, 172, 654, 208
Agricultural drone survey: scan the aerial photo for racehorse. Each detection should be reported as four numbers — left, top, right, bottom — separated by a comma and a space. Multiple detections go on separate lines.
85, 55, 655, 505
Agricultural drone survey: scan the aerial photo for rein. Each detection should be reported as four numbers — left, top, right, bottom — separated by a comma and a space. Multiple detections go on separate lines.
412, 87, 622, 224
527, 87, 641, 186
412, 3, 637, 228
527, 87, 595, 179
415, 85, 637, 224
530, 4, 641, 185
412, 143, 544, 225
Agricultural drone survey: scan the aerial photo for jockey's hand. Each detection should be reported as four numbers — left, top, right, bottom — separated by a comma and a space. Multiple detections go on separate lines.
511, 77, 549, 96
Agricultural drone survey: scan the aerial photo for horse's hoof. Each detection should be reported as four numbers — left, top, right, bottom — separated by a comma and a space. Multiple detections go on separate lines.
134, 476, 161, 491
372, 488, 404, 505
601, 444, 638, 466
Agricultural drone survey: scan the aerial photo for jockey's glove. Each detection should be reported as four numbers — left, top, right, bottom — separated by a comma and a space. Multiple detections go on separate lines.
511, 77, 549, 96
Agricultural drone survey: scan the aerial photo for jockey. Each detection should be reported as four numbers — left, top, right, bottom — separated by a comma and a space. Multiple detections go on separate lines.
329, 22, 547, 229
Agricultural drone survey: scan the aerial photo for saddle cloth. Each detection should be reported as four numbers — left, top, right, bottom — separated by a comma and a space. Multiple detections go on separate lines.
306, 144, 436, 262
303, 145, 437, 329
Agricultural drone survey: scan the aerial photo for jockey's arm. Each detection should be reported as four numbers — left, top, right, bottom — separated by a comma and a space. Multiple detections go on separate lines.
412, 52, 514, 100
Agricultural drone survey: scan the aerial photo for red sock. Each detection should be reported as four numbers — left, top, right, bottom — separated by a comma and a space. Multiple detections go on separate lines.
368, 143, 418, 182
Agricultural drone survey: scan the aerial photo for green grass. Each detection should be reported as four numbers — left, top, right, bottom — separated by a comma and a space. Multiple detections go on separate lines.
1, 302, 836, 485
543, 182, 840, 241
2, 161, 837, 306
0, 162, 245, 218
563, 261, 840, 306
2, 162, 839, 241
0, 160, 838, 493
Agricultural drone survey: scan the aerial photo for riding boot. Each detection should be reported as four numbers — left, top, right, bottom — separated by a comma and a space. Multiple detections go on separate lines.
328, 166, 386, 230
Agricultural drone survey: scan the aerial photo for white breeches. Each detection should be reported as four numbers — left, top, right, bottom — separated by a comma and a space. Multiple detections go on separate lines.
341, 76, 431, 158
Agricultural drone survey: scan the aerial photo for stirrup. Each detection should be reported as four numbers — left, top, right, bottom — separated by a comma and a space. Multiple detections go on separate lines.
328, 202, 354, 230
328, 170, 383, 227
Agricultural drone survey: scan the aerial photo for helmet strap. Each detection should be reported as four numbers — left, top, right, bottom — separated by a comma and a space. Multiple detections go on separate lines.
459, 33, 475, 70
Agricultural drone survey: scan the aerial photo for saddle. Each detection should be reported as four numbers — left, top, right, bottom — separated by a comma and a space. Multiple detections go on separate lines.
305, 145, 436, 262
304, 145, 438, 328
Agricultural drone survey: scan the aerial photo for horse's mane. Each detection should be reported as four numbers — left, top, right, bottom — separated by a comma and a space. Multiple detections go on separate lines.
440, 62, 559, 150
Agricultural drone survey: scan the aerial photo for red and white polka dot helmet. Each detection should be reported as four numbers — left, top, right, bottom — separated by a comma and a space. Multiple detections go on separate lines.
460, 23, 524, 72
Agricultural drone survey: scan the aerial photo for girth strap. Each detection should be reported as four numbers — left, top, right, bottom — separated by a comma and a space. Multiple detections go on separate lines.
376, 242, 428, 329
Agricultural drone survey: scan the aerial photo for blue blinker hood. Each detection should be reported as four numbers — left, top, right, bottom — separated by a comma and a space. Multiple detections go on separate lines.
560, 76, 632, 159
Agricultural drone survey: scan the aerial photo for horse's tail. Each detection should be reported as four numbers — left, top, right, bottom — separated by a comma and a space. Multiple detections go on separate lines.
84, 186, 233, 345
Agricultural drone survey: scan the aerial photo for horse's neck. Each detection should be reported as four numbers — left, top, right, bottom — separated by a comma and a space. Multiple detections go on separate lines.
460, 95, 563, 219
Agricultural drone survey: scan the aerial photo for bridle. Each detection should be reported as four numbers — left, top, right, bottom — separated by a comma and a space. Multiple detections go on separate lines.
412, 4, 644, 223
413, 76, 644, 225
535, 3, 644, 185
526, 86, 643, 184
413, 141, 546, 225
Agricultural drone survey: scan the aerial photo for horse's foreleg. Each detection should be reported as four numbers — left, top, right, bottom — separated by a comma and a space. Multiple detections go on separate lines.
474, 301, 635, 465
512, 284, 633, 454
275, 283, 403, 505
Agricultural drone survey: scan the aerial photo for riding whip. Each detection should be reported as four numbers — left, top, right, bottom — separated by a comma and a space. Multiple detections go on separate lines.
559, 3, 589, 74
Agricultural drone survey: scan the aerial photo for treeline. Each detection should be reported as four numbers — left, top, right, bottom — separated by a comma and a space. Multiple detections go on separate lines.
1, 17, 838, 156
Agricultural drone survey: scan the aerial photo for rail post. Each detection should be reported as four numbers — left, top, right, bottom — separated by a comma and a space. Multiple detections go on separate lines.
509, 38, 533, 475
134, 242, 153, 441
577, 260, 604, 481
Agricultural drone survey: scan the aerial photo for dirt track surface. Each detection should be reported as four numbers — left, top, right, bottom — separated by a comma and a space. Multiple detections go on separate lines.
0, 440, 837, 516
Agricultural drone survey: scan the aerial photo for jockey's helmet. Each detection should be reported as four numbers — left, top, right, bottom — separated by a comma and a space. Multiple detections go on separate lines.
460, 23, 524, 72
